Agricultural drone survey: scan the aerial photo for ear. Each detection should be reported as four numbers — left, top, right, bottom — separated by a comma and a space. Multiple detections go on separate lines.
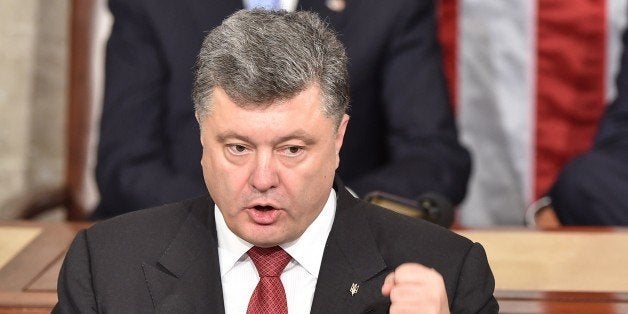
335, 114, 350, 152
198, 116, 207, 147
334, 114, 350, 161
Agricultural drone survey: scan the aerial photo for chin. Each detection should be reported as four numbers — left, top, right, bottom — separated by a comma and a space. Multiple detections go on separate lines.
241, 227, 287, 247
247, 237, 285, 248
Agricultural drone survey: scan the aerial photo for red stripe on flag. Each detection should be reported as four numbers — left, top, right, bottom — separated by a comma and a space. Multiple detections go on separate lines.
438, 0, 458, 112
534, 0, 608, 199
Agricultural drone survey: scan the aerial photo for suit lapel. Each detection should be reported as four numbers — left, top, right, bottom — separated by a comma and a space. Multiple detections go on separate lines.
141, 179, 389, 312
143, 198, 225, 313
311, 178, 389, 313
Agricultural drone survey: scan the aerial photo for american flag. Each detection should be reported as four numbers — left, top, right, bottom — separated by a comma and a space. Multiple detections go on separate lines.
438, 0, 628, 226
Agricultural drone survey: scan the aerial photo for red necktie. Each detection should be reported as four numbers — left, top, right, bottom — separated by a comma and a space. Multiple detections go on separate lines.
247, 246, 292, 314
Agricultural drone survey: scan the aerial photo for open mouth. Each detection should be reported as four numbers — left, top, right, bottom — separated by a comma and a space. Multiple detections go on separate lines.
247, 204, 281, 225
254, 205, 276, 211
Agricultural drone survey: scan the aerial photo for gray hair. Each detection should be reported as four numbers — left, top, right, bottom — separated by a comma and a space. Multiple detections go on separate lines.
192, 9, 349, 126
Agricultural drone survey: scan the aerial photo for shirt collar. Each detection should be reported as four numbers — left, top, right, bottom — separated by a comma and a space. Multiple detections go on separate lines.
215, 189, 337, 278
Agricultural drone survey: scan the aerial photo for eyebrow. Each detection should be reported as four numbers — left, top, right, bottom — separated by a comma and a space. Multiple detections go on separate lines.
215, 130, 317, 146
215, 131, 252, 144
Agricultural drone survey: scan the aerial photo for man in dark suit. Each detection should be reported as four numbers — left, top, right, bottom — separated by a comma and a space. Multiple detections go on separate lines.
94, 0, 471, 218
55, 10, 497, 313
545, 12, 628, 226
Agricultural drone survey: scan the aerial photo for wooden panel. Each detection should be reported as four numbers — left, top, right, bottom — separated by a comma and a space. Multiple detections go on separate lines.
497, 291, 628, 314
0, 224, 77, 291
0, 227, 41, 270
66, 0, 97, 220
26, 256, 64, 291
0, 221, 89, 312
458, 228, 628, 292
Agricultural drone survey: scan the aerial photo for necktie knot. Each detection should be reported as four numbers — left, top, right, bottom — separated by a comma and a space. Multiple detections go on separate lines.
247, 246, 291, 277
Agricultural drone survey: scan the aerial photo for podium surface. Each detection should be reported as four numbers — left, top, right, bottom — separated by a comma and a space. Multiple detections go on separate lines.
1, 221, 627, 313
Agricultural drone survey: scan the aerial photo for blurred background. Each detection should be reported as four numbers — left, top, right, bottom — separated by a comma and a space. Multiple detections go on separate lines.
0, 0, 69, 219
1, 0, 627, 226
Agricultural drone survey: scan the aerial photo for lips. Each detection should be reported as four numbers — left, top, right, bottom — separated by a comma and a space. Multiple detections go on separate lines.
246, 204, 282, 225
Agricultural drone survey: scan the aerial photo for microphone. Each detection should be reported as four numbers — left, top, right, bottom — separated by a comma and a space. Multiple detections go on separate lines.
365, 191, 454, 228
416, 192, 454, 228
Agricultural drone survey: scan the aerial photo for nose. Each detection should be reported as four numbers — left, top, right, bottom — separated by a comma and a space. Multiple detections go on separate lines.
249, 152, 279, 193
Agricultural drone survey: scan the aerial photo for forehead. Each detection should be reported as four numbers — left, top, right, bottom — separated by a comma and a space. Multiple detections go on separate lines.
202, 85, 336, 141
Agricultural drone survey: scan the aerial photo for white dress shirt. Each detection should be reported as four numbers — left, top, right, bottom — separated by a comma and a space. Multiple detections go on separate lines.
216, 189, 336, 314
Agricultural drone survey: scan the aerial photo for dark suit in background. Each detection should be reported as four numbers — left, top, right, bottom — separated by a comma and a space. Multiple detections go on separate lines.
55, 179, 497, 313
548, 8, 628, 225
94, 0, 471, 218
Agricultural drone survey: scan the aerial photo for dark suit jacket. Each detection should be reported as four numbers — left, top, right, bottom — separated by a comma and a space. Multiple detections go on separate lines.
55, 179, 497, 313
94, 0, 471, 218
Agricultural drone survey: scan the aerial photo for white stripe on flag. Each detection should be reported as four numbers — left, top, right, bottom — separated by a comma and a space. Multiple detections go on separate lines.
458, 0, 537, 226
607, 0, 628, 103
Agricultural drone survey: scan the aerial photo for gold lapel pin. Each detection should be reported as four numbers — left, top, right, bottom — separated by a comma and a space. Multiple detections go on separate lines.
349, 283, 359, 296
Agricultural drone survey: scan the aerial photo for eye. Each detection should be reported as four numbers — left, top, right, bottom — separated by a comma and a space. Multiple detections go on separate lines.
281, 146, 304, 157
226, 144, 250, 155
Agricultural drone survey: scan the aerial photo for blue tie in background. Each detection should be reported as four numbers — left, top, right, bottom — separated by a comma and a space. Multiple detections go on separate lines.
247, 0, 281, 10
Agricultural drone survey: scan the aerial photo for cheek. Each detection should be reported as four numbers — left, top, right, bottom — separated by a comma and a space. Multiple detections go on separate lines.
202, 150, 231, 191
201, 152, 219, 193
202, 147, 233, 175
282, 149, 337, 194
319, 143, 342, 174
201, 150, 220, 179
202, 149, 251, 193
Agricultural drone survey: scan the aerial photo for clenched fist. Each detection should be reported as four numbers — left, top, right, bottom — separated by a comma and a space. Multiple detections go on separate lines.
381, 263, 450, 314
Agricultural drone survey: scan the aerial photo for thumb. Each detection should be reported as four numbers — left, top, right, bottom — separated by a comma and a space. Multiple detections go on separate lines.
381, 271, 395, 296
